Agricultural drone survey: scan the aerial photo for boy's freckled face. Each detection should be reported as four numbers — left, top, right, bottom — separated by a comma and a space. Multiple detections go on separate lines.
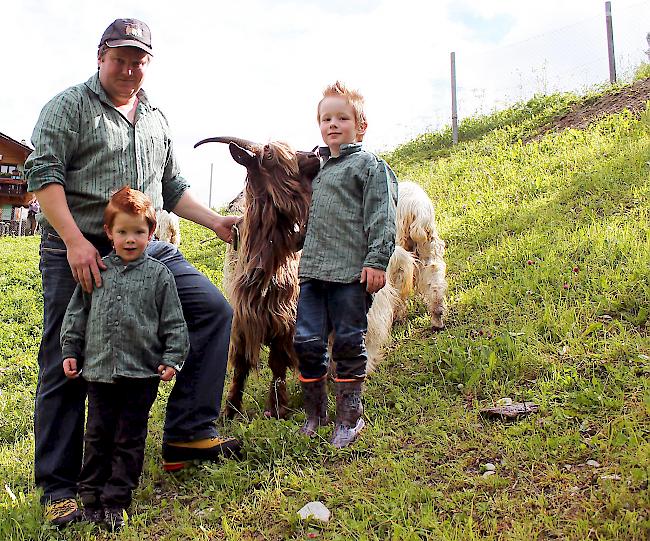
319, 96, 362, 156
105, 211, 153, 263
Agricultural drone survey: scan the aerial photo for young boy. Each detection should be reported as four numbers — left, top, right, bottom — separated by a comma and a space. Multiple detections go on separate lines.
60, 186, 189, 531
294, 81, 398, 448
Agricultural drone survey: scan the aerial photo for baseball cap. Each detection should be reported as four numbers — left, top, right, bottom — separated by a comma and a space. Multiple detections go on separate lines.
99, 18, 153, 55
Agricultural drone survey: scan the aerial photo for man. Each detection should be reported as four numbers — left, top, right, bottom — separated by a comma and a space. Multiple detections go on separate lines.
26, 18, 240, 527
27, 197, 39, 235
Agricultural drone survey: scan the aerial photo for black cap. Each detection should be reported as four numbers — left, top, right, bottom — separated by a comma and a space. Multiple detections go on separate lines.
99, 18, 153, 55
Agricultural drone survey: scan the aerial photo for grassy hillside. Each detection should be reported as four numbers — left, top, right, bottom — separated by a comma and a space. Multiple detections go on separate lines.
0, 84, 648, 540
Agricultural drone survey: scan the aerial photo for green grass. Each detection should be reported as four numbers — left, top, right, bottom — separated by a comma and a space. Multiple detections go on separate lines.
0, 85, 648, 539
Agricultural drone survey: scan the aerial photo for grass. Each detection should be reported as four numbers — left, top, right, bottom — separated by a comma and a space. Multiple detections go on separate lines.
0, 83, 648, 540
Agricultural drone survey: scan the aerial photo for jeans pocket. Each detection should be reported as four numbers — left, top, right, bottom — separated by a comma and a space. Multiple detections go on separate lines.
40, 233, 68, 261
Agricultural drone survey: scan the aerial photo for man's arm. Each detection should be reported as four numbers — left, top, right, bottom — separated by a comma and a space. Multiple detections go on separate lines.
36, 184, 106, 292
171, 190, 239, 244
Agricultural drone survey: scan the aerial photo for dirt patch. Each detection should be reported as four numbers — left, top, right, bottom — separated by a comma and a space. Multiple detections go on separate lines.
529, 77, 650, 141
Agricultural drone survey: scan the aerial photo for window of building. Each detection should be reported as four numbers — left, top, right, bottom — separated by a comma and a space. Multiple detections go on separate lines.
0, 164, 19, 178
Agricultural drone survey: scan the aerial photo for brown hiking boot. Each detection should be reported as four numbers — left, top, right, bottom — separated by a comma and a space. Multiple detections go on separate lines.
162, 435, 242, 471
331, 380, 365, 448
299, 375, 329, 436
44, 498, 82, 527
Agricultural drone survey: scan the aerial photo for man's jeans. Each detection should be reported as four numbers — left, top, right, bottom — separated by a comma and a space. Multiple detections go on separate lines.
34, 231, 232, 504
293, 279, 372, 380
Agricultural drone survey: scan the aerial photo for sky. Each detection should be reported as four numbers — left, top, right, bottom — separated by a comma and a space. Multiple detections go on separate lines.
3, 0, 648, 207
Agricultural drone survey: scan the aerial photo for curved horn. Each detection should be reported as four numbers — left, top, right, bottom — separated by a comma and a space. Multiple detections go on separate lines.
193, 136, 260, 150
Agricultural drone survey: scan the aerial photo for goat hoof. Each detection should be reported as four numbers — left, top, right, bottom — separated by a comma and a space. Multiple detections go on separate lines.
263, 407, 290, 420
223, 405, 239, 419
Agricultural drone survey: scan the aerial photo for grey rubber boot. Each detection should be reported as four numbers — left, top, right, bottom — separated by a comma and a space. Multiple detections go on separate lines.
300, 376, 329, 436
331, 380, 365, 448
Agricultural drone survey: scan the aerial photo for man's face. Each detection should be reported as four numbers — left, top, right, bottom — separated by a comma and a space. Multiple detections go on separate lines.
98, 47, 150, 106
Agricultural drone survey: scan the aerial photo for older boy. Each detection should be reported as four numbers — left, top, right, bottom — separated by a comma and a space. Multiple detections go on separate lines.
295, 82, 398, 448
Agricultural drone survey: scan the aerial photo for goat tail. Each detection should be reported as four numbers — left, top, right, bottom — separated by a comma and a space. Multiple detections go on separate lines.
387, 245, 416, 299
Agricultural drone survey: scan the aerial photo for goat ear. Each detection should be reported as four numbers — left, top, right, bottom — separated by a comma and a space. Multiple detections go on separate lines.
229, 143, 257, 168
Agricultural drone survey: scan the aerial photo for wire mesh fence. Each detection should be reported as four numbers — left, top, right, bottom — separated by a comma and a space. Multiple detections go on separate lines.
384, 1, 650, 149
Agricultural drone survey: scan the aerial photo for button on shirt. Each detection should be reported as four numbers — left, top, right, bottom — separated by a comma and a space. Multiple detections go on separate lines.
25, 72, 189, 238
299, 144, 398, 283
60, 252, 189, 383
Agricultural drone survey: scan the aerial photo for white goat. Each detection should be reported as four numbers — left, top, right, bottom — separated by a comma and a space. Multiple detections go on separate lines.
155, 210, 181, 246
366, 181, 447, 371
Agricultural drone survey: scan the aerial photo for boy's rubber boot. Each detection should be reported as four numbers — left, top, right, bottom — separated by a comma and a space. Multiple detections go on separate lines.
299, 375, 329, 436
331, 380, 365, 448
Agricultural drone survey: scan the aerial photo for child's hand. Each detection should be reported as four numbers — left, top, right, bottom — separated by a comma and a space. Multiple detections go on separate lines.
361, 267, 386, 293
158, 365, 176, 381
63, 358, 81, 379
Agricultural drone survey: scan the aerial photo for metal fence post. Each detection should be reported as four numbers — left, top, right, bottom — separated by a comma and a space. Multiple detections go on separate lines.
605, 1, 616, 83
451, 51, 458, 145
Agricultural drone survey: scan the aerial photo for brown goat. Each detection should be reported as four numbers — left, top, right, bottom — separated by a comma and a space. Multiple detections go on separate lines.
194, 137, 320, 419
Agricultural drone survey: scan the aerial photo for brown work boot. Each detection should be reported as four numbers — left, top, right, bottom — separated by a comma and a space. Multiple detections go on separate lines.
162, 435, 242, 471
331, 379, 365, 448
44, 498, 82, 527
299, 375, 329, 436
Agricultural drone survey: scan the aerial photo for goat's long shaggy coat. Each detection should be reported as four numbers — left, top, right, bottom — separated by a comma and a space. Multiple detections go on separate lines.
197, 138, 320, 419
365, 181, 448, 369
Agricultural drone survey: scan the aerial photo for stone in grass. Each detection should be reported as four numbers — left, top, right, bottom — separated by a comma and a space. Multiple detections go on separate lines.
480, 401, 539, 420
298, 501, 331, 523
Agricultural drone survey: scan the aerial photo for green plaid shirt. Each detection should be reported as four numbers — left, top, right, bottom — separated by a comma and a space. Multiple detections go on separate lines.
60, 252, 189, 382
25, 73, 189, 237
299, 144, 398, 283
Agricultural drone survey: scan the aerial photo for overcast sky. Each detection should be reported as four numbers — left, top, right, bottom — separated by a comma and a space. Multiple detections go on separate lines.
3, 0, 648, 206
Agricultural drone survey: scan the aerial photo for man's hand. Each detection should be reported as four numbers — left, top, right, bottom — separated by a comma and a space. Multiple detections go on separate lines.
63, 358, 81, 378
212, 214, 240, 243
158, 365, 177, 381
361, 267, 386, 294
67, 236, 107, 293
33, 185, 106, 292
171, 190, 241, 244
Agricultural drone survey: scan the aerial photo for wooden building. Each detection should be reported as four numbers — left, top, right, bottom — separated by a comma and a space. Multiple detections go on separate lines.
0, 132, 33, 223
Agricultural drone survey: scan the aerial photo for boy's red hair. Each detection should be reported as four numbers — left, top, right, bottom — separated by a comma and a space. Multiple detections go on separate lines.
104, 186, 157, 234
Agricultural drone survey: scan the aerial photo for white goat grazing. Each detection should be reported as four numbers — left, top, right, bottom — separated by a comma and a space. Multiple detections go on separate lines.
155, 210, 181, 247
365, 181, 447, 371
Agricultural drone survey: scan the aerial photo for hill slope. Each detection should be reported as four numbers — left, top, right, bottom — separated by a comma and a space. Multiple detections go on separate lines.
0, 81, 648, 540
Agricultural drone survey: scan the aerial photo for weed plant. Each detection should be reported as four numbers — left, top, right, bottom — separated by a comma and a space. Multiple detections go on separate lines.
0, 91, 648, 539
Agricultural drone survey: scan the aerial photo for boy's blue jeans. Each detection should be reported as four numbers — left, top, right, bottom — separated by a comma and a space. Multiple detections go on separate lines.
294, 279, 372, 380
34, 231, 232, 504
79, 379, 159, 510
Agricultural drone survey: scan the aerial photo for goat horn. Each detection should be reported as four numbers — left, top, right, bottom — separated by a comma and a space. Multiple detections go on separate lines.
193, 136, 260, 150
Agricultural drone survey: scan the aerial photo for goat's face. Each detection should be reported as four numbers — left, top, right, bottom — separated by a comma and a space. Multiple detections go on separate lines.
229, 142, 319, 207
193, 136, 320, 264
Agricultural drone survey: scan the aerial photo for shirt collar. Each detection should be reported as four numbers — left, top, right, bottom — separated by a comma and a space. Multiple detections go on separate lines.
105, 250, 148, 271
318, 143, 363, 160
85, 72, 152, 111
